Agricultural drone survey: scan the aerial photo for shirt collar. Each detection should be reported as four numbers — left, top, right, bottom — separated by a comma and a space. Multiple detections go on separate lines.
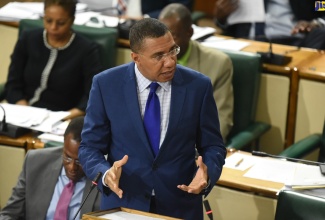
177, 41, 192, 66
134, 64, 171, 92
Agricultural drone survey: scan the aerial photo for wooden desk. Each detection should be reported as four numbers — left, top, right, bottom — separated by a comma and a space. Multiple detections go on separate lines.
218, 151, 283, 199
0, 132, 44, 151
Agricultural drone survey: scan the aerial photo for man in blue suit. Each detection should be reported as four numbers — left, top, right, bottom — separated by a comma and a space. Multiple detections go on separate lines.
79, 18, 226, 220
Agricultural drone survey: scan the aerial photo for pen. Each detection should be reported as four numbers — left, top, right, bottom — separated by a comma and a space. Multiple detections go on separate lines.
235, 158, 244, 167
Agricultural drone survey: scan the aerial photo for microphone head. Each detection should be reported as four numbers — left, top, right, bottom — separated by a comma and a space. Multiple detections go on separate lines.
91, 172, 102, 186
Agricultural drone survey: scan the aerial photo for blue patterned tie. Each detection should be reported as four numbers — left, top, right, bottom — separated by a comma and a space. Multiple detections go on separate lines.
144, 82, 160, 157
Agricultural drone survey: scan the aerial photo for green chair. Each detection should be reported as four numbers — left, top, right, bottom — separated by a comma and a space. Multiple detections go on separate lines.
275, 190, 325, 220
279, 120, 324, 161
221, 50, 271, 150
0, 82, 5, 101
19, 19, 118, 69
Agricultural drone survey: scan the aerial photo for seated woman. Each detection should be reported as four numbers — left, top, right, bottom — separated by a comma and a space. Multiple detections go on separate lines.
4, 0, 103, 119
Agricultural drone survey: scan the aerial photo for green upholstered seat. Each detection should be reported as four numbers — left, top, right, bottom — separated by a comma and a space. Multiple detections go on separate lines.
275, 190, 325, 220
279, 121, 324, 161
221, 50, 271, 150
19, 19, 118, 69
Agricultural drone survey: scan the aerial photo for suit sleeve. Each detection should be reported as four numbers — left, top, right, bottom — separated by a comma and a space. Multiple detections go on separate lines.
76, 41, 103, 111
5, 31, 29, 104
79, 75, 113, 194
197, 79, 226, 195
0, 151, 31, 219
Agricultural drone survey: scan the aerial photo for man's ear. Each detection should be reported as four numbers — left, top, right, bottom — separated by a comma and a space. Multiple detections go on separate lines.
188, 27, 194, 38
131, 52, 140, 63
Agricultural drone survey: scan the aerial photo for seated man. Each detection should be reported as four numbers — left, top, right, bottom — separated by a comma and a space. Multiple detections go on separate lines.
0, 116, 100, 220
159, 3, 234, 139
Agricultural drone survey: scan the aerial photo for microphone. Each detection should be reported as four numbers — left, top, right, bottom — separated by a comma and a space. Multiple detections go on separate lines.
252, 151, 325, 166
72, 172, 102, 220
203, 199, 213, 220
257, 38, 292, 65
0, 104, 30, 138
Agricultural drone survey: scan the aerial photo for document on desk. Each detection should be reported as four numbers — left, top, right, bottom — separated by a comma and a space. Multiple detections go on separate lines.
224, 152, 260, 171
99, 211, 165, 220
201, 38, 250, 51
244, 159, 325, 186
0, 103, 70, 133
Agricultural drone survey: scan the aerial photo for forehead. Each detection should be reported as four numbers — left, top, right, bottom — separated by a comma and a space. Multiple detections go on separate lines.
141, 32, 175, 54
44, 5, 70, 18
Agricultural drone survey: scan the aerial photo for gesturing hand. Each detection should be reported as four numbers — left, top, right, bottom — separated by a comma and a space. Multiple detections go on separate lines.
104, 155, 128, 198
177, 156, 209, 194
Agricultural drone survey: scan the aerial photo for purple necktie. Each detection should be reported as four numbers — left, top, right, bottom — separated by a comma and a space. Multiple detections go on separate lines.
54, 180, 75, 220
144, 82, 161, 157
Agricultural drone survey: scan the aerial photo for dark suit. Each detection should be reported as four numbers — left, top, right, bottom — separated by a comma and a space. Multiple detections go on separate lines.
0, 147, 100, 220
79, 62, 226, 220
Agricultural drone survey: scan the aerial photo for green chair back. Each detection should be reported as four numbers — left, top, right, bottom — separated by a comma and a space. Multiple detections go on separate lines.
19, 19, 118, 69
275, 190, 325, 220
220, 50, 270, 150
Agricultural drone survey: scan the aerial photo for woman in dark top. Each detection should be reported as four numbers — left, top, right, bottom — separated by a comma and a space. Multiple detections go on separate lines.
5, 0, 103, 119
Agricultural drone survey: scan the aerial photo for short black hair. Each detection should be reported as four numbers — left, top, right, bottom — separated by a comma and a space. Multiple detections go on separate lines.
64, 116, 84, 142
44, 0, 76, 18
129, 18, 169, 53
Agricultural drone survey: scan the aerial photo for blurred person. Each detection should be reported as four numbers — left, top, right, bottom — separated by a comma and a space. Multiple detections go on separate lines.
159, 3, 234, 139
213, 0, 325, 49
79, 18, 226, 220
4, 0, 103, 120
0, 116, 101, 220
78, 0, 194, 18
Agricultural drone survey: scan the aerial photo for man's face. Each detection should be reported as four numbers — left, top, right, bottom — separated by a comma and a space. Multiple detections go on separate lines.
131, 32, 178, 82
62, 133, 85, 182
160, 16, 193, 59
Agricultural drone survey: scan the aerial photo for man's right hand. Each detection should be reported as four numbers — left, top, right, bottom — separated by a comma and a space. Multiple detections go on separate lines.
104, 155, 128, 198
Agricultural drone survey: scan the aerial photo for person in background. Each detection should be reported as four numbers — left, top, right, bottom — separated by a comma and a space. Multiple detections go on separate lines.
4, 0, 103, 120
0, 116, 101, 220
213, 0, 325, 49
159, 3, 234, 139
78, 0, 194, 18
78, 18, 226, 220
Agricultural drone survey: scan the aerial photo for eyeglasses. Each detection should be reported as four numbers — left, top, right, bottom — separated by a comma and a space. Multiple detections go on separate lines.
62, 155, 81, 166
140, 46, 180, 63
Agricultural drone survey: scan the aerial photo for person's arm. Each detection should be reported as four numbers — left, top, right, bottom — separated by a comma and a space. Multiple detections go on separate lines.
213, 0, 239, 27
178, 78, 226, 195
0, 151, 31, 219
75, 41, 103, 112
5, 31, 29, 104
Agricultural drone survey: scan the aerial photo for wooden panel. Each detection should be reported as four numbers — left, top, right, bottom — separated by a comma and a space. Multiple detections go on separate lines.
193, 0, 215, 18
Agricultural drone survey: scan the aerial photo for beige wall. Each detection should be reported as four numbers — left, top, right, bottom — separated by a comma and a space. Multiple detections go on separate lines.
0, 24, 18, 83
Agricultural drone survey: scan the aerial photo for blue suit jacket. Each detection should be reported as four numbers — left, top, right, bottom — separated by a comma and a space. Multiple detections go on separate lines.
79, 62, 226, 220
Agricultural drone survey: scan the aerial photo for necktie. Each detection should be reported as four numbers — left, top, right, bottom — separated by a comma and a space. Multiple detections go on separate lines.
144, 82, 161, 157
54, 180, 75, 220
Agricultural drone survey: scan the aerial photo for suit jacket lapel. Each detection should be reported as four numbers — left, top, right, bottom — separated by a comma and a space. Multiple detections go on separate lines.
39, 154, 62, 218
123, 63, 153, 157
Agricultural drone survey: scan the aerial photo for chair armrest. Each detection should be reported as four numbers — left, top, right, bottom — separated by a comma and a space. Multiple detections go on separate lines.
279, 134, 322, 159
226, 122, 271, 150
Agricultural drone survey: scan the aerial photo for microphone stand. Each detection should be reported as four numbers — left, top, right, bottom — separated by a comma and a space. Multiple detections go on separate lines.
252, 151, 325, 166
72, 172, 102, 220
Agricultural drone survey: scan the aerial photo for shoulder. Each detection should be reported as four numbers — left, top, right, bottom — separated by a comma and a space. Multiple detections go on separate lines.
26, 146, 62, 160
176, 64, 210, 82
94, 62, 133, 81
19, 28, 43, 42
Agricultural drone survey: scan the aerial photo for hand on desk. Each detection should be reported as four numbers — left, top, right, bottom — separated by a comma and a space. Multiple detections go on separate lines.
104, 155, 129, 199
16, 99, 28, 106
177, 156, 209, 194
